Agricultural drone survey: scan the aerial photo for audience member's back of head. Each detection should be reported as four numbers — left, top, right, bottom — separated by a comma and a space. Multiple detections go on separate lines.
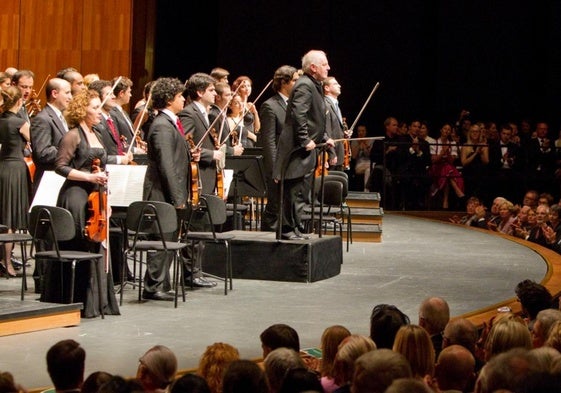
352, 349, 412, 393
137, 345, 177, 391
435, 345, 475, 392
369, 304, 410, 349
475, 348, 538, 393
443, 318, 478, 353
392, 325, 435, 379
484, 318, 531, 361
0, 371, 22, 393
264, 348, 305, 393
533, 308, 561, 348
383, 378, 433, 393
331, 335, 376, 387
320, 325, 351, 377
170, 374, 210, 393
515, 279, 552, 322
46, 339, 86, 391
528, 347, 561, 372
82, 371, 113, 393
197, 342, 240, 393
260, 324, 300, 357
418, 297, 450, 336
222, 359, 267, 393
278, 368, 323, 393
98, 376, 144, 393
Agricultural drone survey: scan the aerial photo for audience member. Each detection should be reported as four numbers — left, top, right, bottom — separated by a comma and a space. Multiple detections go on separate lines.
532, 308, 561, 348
474, 348, 538, 393
170, 374, 211, 393
351, 349, 412, 393
0, 371, 25, 393
136, 345, 177, 393
369, 304, 410, 349
260, 324, 300, 358
545, 320, 561, 352
46, 339, 86, 393
330, 335, 376, 393
263, 348, 305, 393
392, 325, 435, 381
515, 279, 553, 329
442, 318, 482, 372
384, 378, 433, 393
487, 199, 516, 235
197, 342, 240, 393
418, 296, 449, 358
98, 375, 144, 393
222, 360, 267, 393
449, 196, 480, 225
434, 345, 475, 393
82, 371, 113, 393
527, 346, 561, 372
318, 325, 351, 392
460, 123, 489, 203
483, 318, 532, 361
278, 368, 323, 393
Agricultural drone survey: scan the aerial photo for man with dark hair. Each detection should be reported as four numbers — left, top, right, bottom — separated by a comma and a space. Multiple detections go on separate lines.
110, 76, 145, 154
141, 77, 195, 301
210, 67, 230, 84
46, 339, 86, 392
515, 279, 553, 330
323, 76, 347, 171
259, 65, 298, 232
369, 303, 410, 349
60, 69, 86, 96
272, 50, 334, 240
260, 323, 300, 358
12, 69, 35, 122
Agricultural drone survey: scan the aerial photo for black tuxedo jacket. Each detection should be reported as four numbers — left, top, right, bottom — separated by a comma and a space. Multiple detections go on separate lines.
209, 105, 234, 155
524, 137, 556, 173
30, 105, 67, 185
178, 102, 217, 195
109, 106, 135, 146
489, 141, 522, 171
273, 73, 328, 180
93, 116, 121, 164
258, 93, 287, 177
324, 97, 344, 165
143, 112, 191, 207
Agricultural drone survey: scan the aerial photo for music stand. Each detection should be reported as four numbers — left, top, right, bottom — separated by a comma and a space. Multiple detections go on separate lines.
225, 155, 267, 229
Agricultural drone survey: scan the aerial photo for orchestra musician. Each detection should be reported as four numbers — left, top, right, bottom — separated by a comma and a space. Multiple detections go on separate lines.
258, 65, 299, 232
209, 81, 244, 158
323, 76, 347, 171
178, 72, 220, 288
48, 89, 120, 318
231, 76, 260, 148
109, 77, 146, 154
12, 70, 34, 123
142, 77, 198, 301
273, 50, 335, 240
0, 86, 31, 277
30, 78, 73, 193
56, 67, 86, 96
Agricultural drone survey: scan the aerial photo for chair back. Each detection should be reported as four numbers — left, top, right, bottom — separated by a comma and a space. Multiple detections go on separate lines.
29, 205, 76, 257
200, 194, 228, 226
321, 180, 344, 206
324, 174, 348, 198
126, 201, 178, 239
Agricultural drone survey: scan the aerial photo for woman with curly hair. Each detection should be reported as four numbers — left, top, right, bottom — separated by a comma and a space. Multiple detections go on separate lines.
198, 342, 240, 393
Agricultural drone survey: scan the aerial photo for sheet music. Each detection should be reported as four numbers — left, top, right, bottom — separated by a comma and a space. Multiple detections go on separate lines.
29, 171, 66, 210
223, 169, 234, 198
107, 164, 147, 207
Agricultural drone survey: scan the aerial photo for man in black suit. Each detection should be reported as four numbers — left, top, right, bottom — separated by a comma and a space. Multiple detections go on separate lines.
142, 77, 194, 301
524, 122, 556, 196
30, 78, 73, 193
488, 124, 522, 202
323, 76, 348, 171
12, 70, 35, 123
259, 65, 298, 232
273, 50, 334, 240
110, 76, 146, 154
178, 73, 221, 288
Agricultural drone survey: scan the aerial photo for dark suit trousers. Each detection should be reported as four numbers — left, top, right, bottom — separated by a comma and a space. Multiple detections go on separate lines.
281, 177, 306, 232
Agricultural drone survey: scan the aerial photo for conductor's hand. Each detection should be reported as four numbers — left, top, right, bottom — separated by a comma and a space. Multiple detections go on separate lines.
305, 140, 316, 151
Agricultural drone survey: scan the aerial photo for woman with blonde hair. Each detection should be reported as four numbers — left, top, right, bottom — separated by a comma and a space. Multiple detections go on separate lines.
392, 324, 435, 380
484, 318, 531, 361
198, 342, 240, 393
330, 334, 376, 392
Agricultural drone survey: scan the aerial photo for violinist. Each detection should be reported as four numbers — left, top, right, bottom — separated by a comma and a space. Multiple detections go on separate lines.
110, 77, 146, 154
177, 73, 220, 288
209, 82, 243, 158
50, 89, 120, 318
89, 80, 133, 165
60, 69, 86, 96
12, 70, 34, 122
258, 65, 299, 232
231, 76, 260, 148
323, 76, 347, 171
30, 78, 73, 193
142, 77, 201, 300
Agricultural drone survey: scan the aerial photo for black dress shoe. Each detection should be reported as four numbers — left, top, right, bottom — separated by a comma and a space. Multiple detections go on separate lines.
142, 290, 175, 301
281, 231, 303, 240
189, 277, 217, 288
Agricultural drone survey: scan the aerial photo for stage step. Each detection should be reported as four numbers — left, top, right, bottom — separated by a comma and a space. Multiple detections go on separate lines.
344, 192, 383, 243
0, 300, 81, 337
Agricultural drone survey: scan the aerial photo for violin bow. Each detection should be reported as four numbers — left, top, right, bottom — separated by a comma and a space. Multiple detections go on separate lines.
347, 82, 381, 134
125, 90, 153, 156
36, 74, 51, 97
100, 76, 123, 108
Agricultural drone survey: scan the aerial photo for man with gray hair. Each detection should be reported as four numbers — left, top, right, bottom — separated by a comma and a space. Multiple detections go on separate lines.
273, 50, 334, 240
419, 296, 450, 358
532, 308, 561, 348
263, 347, 305, 393
351, 348, 412, 393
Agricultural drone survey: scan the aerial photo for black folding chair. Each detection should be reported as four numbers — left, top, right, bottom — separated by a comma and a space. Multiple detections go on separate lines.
29, 205, 105, 318
182, 194, 234, 295
123, 201, 187, 308
0, 228, 32, 300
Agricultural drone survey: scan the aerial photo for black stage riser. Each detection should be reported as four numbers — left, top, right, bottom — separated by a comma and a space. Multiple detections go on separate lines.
203, 231, 342, 283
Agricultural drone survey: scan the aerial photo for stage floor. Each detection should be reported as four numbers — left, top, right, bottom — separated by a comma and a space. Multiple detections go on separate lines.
0, 214, 546, 390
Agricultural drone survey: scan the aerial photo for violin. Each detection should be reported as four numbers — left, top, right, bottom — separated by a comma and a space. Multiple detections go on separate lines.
210, 128, 225, 199
84, 158, 108, 243
23, 141, 35, 182
25, 89, 42, 117
185, 134, 201, 206
315, 150, 329, 178
342, 117, 351, 170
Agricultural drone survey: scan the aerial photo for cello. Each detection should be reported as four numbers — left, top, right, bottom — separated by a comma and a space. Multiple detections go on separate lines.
84, 158, 108, 243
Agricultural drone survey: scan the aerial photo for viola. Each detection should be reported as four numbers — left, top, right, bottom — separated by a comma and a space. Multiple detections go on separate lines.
210, 127, 225, 199
185, 134, 201, 206
84, 158, 108, 243
25, 89, 42, 118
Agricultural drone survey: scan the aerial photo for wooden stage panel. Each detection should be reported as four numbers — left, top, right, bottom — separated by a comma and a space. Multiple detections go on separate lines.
203, 231, 342, 283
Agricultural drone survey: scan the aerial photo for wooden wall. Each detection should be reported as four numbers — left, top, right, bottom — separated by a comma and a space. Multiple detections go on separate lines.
0, 0, 154, 107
